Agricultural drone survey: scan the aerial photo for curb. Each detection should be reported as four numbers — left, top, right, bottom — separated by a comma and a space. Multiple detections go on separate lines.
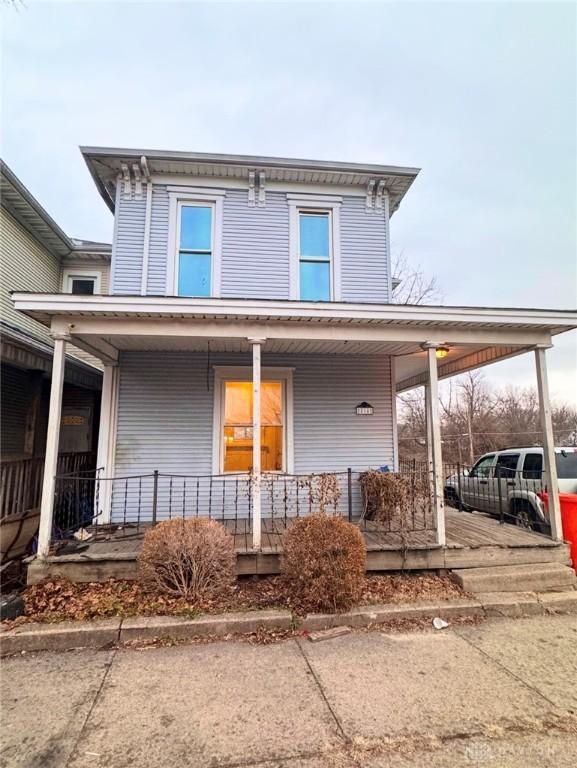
0, 618, 122, 655
119, 610, 293, 642
302, 598, 485, 632
2, 592, 576, 655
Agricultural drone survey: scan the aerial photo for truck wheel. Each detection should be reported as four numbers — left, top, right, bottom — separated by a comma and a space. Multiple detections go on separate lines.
444, 487, 471, 512
510, 501, 542, 532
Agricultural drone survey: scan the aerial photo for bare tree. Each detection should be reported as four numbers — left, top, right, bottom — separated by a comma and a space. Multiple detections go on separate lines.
397, 371, 577, 464
391, 251, 442, 305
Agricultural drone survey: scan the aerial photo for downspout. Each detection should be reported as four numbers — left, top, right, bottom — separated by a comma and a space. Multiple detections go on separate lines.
140, 156, 152, 296
383, 188, 392, 302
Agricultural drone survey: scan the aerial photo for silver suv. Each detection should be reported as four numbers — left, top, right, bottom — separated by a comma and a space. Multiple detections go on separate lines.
444, 447, 577, 531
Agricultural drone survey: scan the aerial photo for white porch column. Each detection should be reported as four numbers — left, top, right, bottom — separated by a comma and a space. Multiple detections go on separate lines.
423, 344, 446, 546
424, 383, 435, 510
37, 336, 67, 559
250, 338, 265, 549
535, 345, 563, 540
96, 363, 118, 524
424, 384, 434, 472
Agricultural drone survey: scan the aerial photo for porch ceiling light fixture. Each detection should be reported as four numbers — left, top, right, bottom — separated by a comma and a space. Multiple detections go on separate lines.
435, 346, 450, 360
355, 401, 374, 415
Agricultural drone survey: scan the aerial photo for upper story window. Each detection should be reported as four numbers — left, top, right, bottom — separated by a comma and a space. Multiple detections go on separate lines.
167, 189, 224, 298
178, 203, 213, 297
63, 270, 101, 295
299, 212, 331, 301
289, 196, 341, 302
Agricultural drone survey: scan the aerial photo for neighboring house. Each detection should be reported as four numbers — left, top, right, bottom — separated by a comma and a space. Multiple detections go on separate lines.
0, 160, 110, 474
12, 147, 576, 558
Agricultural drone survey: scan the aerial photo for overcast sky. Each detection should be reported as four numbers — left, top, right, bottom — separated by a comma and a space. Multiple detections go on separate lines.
2, 0, 576, 402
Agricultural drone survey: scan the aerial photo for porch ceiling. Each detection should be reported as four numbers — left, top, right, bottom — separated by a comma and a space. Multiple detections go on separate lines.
11, 293, 577, 392
75, 334, 529, 391
102, 334, 426, 356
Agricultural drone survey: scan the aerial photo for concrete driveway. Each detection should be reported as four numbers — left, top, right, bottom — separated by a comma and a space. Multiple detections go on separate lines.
1, 614, 576, 768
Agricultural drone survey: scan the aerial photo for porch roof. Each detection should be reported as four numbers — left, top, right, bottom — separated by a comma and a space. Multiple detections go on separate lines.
11, 293, 577, 392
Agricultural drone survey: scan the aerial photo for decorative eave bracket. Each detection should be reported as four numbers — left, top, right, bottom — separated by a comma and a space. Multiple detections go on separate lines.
248, 170, 266, 207
117, 157, 151, 200
366, 178, 390, 214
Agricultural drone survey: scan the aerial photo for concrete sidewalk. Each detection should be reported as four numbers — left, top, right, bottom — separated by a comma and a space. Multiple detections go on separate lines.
1, 614, 576, 768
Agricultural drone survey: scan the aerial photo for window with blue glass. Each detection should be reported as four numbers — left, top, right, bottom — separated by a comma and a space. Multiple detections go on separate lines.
178, 204, 213, 297
299, 211, 331, 301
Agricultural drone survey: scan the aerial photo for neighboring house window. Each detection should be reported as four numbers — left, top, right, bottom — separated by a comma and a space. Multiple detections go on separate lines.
177, 203, 213, 297
213, 367, 294, 474
288, 195, 341, 301
167, 188, 224, 297
63, 270, 101, 295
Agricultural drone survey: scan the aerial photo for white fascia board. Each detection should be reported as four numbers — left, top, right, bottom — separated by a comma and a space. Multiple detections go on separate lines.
152, 175, 366, 197
81, 146, 421, 179
11, 293, 577, 331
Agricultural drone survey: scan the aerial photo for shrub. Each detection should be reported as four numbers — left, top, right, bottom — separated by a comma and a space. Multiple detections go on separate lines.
138, 519, 236, 602
281, 513, 366, 613
359, 470, 429, 523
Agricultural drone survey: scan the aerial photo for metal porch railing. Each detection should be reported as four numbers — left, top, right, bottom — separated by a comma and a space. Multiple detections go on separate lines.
48, 461, 555, 552
50, 465, 438, 548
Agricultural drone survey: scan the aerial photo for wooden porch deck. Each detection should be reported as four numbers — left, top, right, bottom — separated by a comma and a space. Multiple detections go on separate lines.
28, 508, 572, 584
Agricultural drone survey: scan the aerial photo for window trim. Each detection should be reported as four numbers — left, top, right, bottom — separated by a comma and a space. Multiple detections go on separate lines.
62, 269, 101, 295
288, 197, 341, 301
167, 191, 224, 297
212, 366, 294, 475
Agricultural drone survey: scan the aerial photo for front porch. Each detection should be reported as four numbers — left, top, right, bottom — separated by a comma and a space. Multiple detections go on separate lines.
11, 294, 577, 573
27, 506, 572, 584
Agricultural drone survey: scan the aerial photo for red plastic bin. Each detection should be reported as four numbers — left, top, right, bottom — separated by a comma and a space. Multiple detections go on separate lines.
540, 492, 577, 572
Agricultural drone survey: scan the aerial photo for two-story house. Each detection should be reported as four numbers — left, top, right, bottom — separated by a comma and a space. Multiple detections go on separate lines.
1, 161, 111, 540
12, 147, 576, 562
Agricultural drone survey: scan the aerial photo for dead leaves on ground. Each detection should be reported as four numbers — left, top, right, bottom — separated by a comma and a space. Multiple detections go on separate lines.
5, 573, 467, 628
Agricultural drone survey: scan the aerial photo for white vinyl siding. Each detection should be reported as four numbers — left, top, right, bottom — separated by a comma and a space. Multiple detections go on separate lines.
340, 196, 390, 303
1, 208, 103, 371
111, 192, 147, 294
1, 208, 60, 345
112, 351, 394, 521
110, 185, 391, 303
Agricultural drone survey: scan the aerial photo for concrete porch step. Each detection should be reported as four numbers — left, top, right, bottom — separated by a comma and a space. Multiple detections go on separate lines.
451, 562, 577, 594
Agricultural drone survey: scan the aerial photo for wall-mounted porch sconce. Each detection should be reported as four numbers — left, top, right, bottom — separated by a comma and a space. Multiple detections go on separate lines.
435, 346, 450, 360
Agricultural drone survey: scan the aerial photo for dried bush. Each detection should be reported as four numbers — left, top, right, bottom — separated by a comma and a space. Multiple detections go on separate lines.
359, 470, 429, 523
281, 513, 366, 613
138, 519, 236, 602
298, 473, 342, 514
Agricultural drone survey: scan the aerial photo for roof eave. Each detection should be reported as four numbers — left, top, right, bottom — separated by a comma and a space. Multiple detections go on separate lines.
10, 294, 577, 335
79, 145, 421, 178
80, 146, 421, 213
1, 160, 72, 257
